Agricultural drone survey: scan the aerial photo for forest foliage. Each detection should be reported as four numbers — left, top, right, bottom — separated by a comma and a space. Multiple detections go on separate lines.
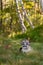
0, 0, 43, 38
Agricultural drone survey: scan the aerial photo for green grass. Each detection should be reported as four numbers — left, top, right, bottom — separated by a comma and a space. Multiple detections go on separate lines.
0, 38, 43, 65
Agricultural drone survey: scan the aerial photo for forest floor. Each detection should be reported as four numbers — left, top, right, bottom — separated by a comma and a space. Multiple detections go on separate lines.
0, 37, 43, 65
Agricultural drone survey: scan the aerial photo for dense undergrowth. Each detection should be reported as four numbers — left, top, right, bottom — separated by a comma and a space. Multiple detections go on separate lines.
15, 24, 43, 42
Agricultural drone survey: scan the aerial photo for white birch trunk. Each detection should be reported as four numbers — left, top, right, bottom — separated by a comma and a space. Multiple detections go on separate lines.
15, 0, 26, 32
20, 0, 34, 29
40, 0, 43, 12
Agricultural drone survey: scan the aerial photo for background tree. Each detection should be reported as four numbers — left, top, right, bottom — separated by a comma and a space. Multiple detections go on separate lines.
0, 0, 43, 36
0, 0, 3, 30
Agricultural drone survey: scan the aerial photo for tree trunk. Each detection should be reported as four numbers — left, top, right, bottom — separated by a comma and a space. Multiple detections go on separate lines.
10, 4, 13, 30
20, 0, 34, 29
40, 0, 43, 12
15, 0, 26, 32
0, 0, 3, 29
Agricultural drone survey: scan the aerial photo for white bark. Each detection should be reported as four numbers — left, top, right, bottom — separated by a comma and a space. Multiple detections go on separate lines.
20, 0, 34, 29
15, 0, 26, 32
39, 0, 43, 12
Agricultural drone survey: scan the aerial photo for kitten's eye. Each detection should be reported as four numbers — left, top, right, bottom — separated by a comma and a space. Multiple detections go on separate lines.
26, 42, 28, 45
22, 42, 24, 45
